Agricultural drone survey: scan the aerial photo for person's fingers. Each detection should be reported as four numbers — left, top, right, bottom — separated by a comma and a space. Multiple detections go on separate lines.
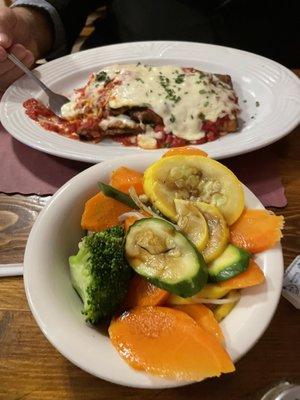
10, 43, 27, 59
0, 7, 15, 49
0, 32, 12, 49
0, 50, 34, 92
0, 44, 30, 74
0, 46, 7, 62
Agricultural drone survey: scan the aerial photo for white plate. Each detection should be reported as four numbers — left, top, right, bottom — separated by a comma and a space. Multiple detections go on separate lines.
2, 41, 300, 162
24, 153, 283, 389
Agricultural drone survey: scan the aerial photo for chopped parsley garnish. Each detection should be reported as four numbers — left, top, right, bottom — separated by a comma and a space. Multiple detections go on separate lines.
198, 112, 205, 120
136, 62, 141, 66
190, 115, 194, 119
199, 89, 207, 95
204, 101, 209, 107
184, 91, 189, 95
135, 78, 145, 83
159, 75, 181, 104
251, 115, 255, 119
198, 71, 205, 79
255, 101, 260, 107
170, 114, 176, 123
95, 71, 110, 83
175, 74, 185, 84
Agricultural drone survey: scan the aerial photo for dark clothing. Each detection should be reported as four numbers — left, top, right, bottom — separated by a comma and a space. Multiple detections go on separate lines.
32, 0, 300, 67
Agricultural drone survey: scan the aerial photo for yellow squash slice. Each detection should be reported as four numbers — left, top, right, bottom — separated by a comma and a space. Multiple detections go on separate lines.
196, 202, 229, 263
167, 285, 231, 305
213, 290, 240, 322
174, 199, 209, 252
143, 155, 244, 225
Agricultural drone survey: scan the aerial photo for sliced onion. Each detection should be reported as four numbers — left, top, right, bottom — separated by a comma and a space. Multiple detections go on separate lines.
128, 187, 161, 218
118, 211, 145, 223
128, 186, 180, 229
190, 294, 241, 305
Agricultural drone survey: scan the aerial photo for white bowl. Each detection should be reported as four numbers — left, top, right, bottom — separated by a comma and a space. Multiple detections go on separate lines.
24, 154, 284, 389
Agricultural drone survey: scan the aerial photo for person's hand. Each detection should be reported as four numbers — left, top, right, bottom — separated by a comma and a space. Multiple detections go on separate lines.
0, 6, 53, 92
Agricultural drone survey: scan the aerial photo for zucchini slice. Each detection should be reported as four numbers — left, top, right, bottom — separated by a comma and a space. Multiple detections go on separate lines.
125, 218, 208, 297
208, 244, 250, 282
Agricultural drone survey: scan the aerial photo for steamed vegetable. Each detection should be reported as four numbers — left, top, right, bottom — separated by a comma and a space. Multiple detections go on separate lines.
81, 192, 134, 232
69, 226, 132, 323
174, 199, 209, 251
98, 182, 137, 208
218, 259, 265, 289
173, 304, 224, 343
125, 218, 208, 297
230, 209, 284, 253
194, 201, 229, 263
213, 290, 240, 322
109, 306, 235, 381
110, 166, 144, 193
163, 146, 208, 158
81, 166, 143, 232
143, 155, 244, 225
122, 275, 169, 309
208, 244, 250, 282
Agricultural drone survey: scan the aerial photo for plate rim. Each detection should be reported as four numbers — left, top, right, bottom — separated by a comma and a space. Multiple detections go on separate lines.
23, 153, 284, 389
1, 40, 300, 163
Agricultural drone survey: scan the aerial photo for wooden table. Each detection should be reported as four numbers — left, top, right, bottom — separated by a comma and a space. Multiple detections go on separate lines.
0, 75, 299, 400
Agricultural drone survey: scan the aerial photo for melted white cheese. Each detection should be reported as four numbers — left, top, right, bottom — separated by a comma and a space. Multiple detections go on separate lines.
61, 101, 77, 119
61, 64, 239, 141
99, 115, 136, 130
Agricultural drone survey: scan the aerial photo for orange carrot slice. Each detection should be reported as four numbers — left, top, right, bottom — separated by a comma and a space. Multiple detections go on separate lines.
110, 167, 144, 194
81, 167, 144, 232
230, 209, 284, 253
219, 259, 265, 289
122, 275, 169, 309
81, 192, 132, 232
109, 306, 235, 381
174, 304, 224, 343
163, 146, 208, 158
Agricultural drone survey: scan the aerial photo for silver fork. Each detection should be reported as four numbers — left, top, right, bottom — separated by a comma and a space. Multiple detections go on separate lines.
7, 52, 69, 117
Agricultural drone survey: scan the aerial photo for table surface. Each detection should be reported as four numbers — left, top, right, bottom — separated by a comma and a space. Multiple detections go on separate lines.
0, 72, 299, 400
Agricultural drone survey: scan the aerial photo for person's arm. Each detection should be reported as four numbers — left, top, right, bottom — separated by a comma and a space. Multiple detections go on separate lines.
0, 0, 100, 92
11, 0, 66, 58
12, 0, 102, 58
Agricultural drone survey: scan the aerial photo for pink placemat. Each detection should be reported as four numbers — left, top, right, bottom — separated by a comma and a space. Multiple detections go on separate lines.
0, 128, 287, 207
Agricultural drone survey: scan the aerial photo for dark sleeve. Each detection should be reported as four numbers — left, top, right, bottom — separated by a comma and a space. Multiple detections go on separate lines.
45, 0, 103, 55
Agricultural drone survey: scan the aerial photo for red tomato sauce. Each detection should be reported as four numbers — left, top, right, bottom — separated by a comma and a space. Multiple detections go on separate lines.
23, 98, 226, 148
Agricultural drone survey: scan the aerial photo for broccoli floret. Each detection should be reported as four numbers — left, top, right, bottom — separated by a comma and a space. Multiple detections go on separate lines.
69, 226, 132, 324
